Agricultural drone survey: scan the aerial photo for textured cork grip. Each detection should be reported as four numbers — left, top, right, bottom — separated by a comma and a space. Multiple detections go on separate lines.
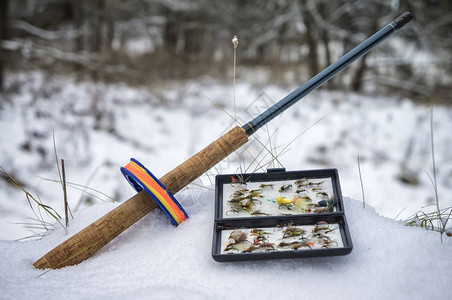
33, 126, 248, 269
33, 190, 159, 269
159, 126, 249, 194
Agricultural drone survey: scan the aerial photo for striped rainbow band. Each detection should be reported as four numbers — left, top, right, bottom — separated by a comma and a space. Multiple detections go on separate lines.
120, 158, 188, 226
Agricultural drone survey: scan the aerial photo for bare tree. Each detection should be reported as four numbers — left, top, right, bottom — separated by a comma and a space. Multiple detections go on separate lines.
1, 0, 450, 97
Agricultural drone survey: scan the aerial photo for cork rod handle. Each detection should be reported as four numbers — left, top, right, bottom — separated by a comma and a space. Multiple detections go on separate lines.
33, 126, 249, 269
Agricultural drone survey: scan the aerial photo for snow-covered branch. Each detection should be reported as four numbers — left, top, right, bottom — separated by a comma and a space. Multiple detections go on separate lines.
1, 39, 145, 78
12, 20, 82, 41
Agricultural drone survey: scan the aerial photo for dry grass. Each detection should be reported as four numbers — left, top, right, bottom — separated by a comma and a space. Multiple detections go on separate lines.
404, 104, 451, 241
0, 166, 65, 239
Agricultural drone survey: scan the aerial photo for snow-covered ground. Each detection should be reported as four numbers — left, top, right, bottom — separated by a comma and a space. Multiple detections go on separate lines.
0, 188, 451, 299
1, 71, 451, 241
0, 70, 451, 298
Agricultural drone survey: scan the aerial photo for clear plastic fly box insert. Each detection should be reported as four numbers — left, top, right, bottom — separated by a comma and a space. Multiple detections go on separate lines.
212, 168, 353, 262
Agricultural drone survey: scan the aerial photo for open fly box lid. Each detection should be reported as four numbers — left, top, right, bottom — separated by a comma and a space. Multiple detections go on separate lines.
215, 168, 345, 220
212, 168, 353, 262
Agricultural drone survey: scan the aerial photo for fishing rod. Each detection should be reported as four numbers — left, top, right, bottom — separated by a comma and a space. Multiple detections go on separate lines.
243, 11, 413, 135
34, 12, 413, 269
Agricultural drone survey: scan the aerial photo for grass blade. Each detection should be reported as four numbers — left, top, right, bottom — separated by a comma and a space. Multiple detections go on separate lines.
357, 153, 365, 208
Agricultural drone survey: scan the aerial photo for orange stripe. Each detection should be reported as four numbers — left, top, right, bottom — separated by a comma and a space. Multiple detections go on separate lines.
126, 163, 184, 223
125, 162, 185, 223
133, 162, 185, 224
125, 163, 184, 223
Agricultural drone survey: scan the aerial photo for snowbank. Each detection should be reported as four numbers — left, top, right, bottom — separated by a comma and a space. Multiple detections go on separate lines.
1, 71, 452, 241
0, 187, 450, 299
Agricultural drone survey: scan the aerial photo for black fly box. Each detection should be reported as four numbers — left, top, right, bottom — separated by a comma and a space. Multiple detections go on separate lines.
212, 168, 353, 262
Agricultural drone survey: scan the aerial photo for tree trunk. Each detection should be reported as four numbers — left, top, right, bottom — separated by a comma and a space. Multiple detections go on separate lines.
72, 0, 83, 51
351, 53, 367, 91
351, 20, 378, 92
0, 0, 9, 92
99, 1, 113, 55
321, 30, 331, 67
299, 1, 319, 78
90, 0, 103, 53
163, 9, 181, 54
321, 29, 333, 88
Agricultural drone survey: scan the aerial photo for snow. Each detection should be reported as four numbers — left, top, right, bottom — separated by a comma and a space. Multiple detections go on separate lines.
0, 70, 451, 297
0, 188, 451, 299
0, 71, 451, 241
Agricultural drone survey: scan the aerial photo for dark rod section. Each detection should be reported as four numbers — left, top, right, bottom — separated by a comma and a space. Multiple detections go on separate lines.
242, 12, 413, 136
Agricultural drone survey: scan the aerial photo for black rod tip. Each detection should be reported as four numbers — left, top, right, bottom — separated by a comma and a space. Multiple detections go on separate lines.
395, 12, 413, 29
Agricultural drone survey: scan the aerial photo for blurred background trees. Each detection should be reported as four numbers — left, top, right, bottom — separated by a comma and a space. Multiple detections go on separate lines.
1, 0, 451, 101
